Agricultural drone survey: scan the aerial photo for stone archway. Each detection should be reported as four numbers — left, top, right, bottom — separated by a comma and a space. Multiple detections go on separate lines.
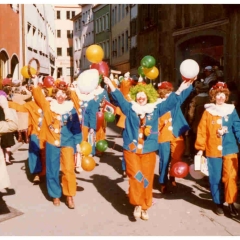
0, 49, 10, 85
175, 29, 226, 85
11, 54, 19, 80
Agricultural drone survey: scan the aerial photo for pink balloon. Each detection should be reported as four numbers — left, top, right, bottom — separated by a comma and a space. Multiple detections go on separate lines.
90, 61, 109, 77
189, 164, 205, 180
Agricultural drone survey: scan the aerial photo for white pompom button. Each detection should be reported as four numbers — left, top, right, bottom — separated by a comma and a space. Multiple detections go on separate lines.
38, 109, 42, 113
57, 115, 61, 120
217, 119, 222, 124
137, 144, 143, 149
217, 145, 223, 151
168, 126, 173, 131
54, 140, 60, 146
54, 129, 59, 133
139, 133, 143, 138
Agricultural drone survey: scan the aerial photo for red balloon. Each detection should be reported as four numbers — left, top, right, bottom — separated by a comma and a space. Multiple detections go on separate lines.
90, 61, 109, 77
170, 162, 189, 178
96, 112, 104, 130
43, 76, 54, 88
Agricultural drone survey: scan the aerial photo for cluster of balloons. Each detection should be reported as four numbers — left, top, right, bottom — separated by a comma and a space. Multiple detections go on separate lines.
79, 141, 96, 171
137, 55, 159, 80
86, 45, 109, 78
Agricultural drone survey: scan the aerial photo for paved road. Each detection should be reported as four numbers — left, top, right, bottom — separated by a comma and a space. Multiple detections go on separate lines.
0, 123, 240, 236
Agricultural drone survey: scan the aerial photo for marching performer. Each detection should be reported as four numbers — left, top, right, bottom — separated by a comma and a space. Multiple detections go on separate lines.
104, 76, 195, 221
32, 75, 82, 209
195, 82, 240, 217
157, 81, 191, 193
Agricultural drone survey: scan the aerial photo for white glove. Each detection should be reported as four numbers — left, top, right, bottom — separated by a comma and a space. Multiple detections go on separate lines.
104, 77, 116, 92
32, 75, 41, 88
89, 128, 94, 134
175, 81, 191, 95
0, 95, 9, 109
196, 150, 203, 156
76, 144, 81, 153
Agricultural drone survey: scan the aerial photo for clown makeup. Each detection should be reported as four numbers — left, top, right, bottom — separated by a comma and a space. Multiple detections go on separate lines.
136, 91, 147, 106
56, 90, 67, 104
216, 92, 226, 105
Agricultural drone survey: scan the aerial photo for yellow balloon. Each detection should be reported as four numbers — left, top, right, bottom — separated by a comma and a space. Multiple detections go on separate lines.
80, 141, 92, 156
86, 45, 104, 63
143, 66, 159, 80
21, 66, 37, 78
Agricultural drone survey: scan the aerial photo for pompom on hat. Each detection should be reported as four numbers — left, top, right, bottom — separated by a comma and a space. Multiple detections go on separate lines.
0, 90, 8, 98
2, 78, 12, 86
157, 81, 173, 90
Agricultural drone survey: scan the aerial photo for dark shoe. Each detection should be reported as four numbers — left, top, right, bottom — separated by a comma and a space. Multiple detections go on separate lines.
66, 196, 75, 209
214, 204, 224, 216
228, 203, 239, 217
53, 198, 60, 206
169, 176, 177, 187
6, 161, 13, 165
159, 184, 167, 194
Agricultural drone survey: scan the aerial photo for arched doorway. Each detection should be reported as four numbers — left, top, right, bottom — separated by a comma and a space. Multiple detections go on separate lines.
11, 54, 19, 80
0, 49, 9, 81
175, 30, 225, 85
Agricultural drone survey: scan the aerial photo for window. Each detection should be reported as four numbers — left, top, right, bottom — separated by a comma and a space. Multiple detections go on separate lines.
95, 19, 98, 33
72, 11, 75, 18
118, 4, 121, 21
102, 16, 105, 30
57, 68, 62, 78
67, 30, 73, 38
79, 37, 81, 48
114, 6, 117, 24
112, 9, 114, 26
122, 33, 124, 53
57, 48, 62, 56
66, 11, 70, 19
99, 18, 102, 32
67, 47, 72, 57
122, 4, 125, 18
106, 14, 109, 29
125, 30, 129, 51
75, 21, 78, 31
57, 30, 61, 38
106, 41, 109, 58
57, 11, 60, 19
78, 19, 81, 29
118, 36, 121, 56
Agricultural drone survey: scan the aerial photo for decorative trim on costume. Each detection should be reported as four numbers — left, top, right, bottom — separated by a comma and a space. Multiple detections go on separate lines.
143, 178, 149, 188
135, 171, 144, 182
205, 103, 234, 117
50, 99, 74, 115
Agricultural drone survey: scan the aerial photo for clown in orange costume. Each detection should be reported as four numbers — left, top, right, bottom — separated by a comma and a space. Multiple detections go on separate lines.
157, 81, 191, 193
104, 75, 194, 220
195, 82, 240, 217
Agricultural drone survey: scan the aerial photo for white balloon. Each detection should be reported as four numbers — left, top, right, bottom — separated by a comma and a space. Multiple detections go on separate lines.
76, 69, 99, 94
180, 59, 200, 79
189, 164, 205, 180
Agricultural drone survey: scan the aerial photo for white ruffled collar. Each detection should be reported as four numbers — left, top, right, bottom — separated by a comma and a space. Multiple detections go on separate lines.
75, 86, 104, 102
131, 99, 162, 118
50, 99, 74, 115
205, 103, 235, 117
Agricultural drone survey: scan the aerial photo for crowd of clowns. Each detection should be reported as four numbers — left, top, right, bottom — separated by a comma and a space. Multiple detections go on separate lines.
0, 59, 240, 222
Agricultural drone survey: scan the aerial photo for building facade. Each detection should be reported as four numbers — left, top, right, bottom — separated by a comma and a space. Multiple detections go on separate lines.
54, 4, 81, 83
0, 4, 20, 85
92, 4, 111, 66
22, 4, 56, 78
110, 4, 130, 75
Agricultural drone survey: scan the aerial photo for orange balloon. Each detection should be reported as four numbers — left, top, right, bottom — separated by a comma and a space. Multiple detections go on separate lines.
86, 45, 104, 63
143, 66, 159, 80
20, 66, 37, 78
81, 156, 96, 171
80, 141, 92, 156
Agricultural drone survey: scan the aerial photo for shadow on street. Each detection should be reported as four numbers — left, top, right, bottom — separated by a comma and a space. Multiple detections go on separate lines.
77, 174, 136, 222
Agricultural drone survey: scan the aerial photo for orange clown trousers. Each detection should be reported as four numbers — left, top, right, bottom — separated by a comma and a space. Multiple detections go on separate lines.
222, 153, 238, 204
124, 150, 156, 210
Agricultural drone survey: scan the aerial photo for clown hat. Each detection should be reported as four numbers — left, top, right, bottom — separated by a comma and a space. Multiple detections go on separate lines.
76, 69, 99, 94
158, 81, 173, 90
211, 81, 228, 90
